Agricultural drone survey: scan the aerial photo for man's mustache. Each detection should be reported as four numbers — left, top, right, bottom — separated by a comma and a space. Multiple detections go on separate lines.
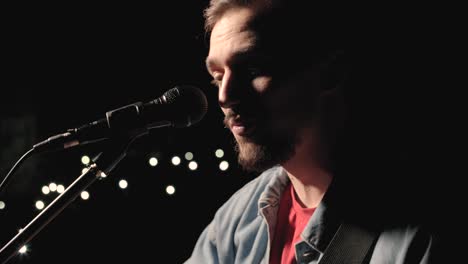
223, 111, 236, 129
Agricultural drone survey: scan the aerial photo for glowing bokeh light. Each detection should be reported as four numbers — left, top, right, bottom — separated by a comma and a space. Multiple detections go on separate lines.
185, 152, 194, 160
171, 156, 181, 166
215, 149, 224, 158
57, 184, 65, 194
18, 245, 28, 254
35, 200, 45, 210
166, 185, 175, 195
188, 161, 198, 171
81, 155, 91, 165
149, 157, 158, 167
119, 179, 128, 189
81, 191, 90, 200
48, 183, 57, 192
42, 186, 50, 195
219, 161, 229, 171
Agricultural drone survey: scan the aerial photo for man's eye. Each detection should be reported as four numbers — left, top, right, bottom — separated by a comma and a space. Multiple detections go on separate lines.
246, 63, 272, 78
247, 67, 262, 77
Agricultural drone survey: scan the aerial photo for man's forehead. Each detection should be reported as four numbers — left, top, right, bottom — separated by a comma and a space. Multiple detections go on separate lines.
206, 16, 261, 69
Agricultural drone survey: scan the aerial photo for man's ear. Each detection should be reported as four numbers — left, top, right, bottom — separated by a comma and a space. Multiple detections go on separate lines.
317, 51, 348, 133
319, 50, 348, 91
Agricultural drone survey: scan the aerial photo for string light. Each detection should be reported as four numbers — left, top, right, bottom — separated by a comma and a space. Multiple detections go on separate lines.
148, 157, 158, 167
185, 152, 194, 160
35, 200, 45, 210
81, 191, 90, 200
188, 161, 198, 171
18, 245, 28, 254
57, 184, 65, 194
215, 149, 224, 158
118, 179, 128, 189
48, 183, 57, 192
171, 156, 181, 166
42, 186, 50, 195
166, 185, 175, 195
81, 155, 90, 165
219, 161, 229, 171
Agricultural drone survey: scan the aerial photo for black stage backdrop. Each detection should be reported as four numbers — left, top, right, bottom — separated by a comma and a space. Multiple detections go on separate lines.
0, 2, 459, 263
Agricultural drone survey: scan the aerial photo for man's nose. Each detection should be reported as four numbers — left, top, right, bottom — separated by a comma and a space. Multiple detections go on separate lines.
218, 70, 241, 109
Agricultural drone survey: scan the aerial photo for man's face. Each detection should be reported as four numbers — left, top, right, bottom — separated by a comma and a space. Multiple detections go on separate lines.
205, 7, 320, 172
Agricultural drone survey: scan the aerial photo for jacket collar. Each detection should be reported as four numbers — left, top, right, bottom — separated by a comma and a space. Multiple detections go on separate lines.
257, 166, 345, 254
300, 176, 343, 253
258, 166, 290, 211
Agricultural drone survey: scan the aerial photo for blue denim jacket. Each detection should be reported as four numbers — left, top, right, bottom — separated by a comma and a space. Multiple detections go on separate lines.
184, 166, 432, 264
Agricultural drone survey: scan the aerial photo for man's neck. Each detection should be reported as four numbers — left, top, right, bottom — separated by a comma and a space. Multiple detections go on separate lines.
282, 127, 333, 208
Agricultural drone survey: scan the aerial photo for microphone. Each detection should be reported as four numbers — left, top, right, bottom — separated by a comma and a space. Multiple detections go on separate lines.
32, 85, 208, 154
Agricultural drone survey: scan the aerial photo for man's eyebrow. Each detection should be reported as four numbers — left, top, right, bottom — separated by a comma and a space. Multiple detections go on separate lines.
205, 49, 268, 73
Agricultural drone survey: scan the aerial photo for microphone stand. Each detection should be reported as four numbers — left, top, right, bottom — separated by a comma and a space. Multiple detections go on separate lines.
0, 134, 141, 264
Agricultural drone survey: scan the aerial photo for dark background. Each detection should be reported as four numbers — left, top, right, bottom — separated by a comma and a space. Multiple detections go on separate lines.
1, 2, 254, 263
0, 2, 459, 263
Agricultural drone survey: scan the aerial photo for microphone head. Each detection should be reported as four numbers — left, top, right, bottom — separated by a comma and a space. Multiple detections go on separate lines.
162, 85, 208, 128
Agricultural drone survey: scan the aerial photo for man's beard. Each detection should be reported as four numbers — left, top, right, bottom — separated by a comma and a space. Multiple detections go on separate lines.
225, 116, 299, 172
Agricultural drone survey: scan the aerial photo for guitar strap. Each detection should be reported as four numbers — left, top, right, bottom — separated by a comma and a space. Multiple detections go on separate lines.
318, 222, 378, 264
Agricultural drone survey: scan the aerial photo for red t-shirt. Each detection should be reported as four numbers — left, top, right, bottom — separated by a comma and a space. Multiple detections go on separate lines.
270, 183, 316, 264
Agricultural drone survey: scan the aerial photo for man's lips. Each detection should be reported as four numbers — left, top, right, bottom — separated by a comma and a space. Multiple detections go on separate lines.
229, 118, 257, 137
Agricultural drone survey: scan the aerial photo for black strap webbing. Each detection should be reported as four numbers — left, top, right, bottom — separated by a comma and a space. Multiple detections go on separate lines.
319, 223, 378, 264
